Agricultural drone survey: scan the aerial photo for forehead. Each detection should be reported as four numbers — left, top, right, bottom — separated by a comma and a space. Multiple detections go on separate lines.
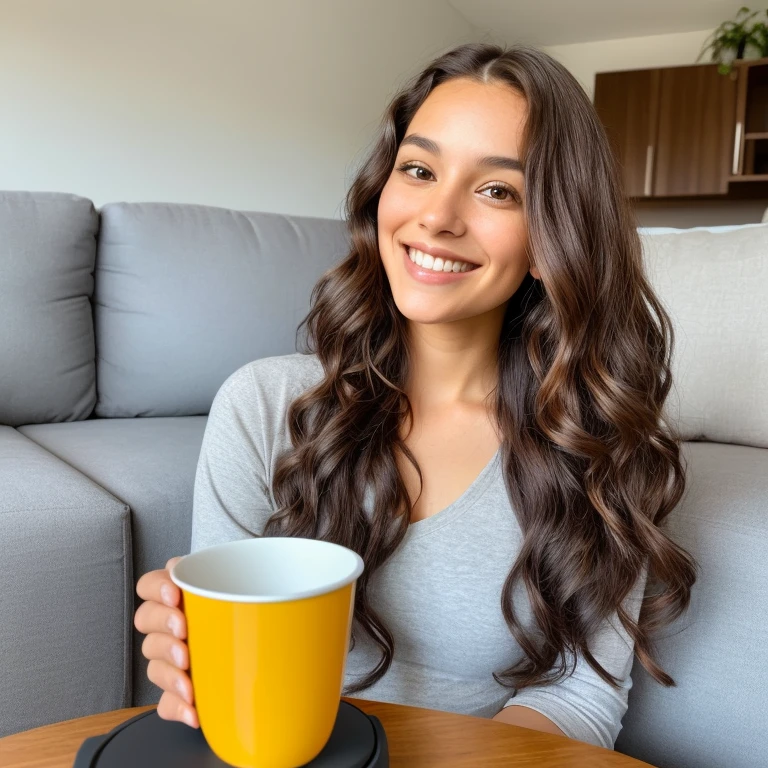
405, 78, 527, 152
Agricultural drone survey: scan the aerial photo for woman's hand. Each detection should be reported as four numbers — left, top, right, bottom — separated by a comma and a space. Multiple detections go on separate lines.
134, 556, 199, 728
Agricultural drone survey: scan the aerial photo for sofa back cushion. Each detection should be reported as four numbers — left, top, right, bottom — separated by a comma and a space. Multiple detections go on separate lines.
615, 441, 768, 768
94, 203, 349, 417
0, 191, 97, 427
638, 223, 768, 450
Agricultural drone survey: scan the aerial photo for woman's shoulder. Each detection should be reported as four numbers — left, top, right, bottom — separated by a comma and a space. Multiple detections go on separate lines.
216, 352, 324, 409
238, 351, 323, 384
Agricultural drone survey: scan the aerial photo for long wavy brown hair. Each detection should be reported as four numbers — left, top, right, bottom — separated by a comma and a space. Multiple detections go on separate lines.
263, 42, 698, 696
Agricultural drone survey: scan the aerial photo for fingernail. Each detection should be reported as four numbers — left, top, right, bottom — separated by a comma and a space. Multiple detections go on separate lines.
167, 616, 181, 637
183, 709, 197, 728
176, 679, 188, 702
171, 645, 184, 668
161, 585, 173, 606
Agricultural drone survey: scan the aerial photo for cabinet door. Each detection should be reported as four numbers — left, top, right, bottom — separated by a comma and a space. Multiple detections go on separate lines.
653, 64, 737, 195
594, 69, 660, 198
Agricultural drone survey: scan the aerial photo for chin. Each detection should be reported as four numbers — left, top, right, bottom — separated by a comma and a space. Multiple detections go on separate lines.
390, 295, 456, 325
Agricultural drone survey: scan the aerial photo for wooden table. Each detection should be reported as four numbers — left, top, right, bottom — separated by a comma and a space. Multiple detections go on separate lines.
0, 697, 656, 767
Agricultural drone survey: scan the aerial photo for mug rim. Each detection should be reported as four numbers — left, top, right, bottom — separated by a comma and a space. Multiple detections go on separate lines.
169, 536, 365, 603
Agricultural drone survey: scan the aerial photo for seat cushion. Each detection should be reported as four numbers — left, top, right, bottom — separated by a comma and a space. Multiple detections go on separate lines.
615, 441, 768, 768
0, 191, 98, 427
0, 427, 131, 737
93, 202, 349, 418
19, 415, 208, 707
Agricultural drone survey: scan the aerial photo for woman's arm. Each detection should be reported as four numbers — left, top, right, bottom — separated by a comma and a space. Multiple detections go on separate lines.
190, 362, 275, 552
493, 562, 649, 749
492, 704, 567, 737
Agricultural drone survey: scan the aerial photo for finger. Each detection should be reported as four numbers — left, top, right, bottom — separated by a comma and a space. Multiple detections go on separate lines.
147, 658, 195, 708
156, 690, 199, 729
136, 557, 184, 604
141, 631, 189, 671
136, 569, 171, 604
160, 558, 185, 606
134, 600, 187, 639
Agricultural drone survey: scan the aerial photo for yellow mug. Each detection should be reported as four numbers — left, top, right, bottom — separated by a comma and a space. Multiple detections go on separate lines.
170, 536, 364, 768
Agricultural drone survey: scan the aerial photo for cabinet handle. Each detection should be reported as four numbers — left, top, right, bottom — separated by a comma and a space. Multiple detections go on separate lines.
644, 145, 654, 196
732, 121, 742, 175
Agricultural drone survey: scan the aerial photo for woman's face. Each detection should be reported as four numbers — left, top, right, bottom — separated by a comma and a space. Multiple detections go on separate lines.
377, 77, 538, 327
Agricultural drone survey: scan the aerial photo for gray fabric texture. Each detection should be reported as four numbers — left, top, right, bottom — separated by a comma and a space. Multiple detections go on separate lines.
639, 223, 768, 450
615, 441, 768, 768
0, 426, 132, 738
18, 415, 208, 708
0, 191, 97, 427
93, 203, 349, 419
189, 353, 651, 751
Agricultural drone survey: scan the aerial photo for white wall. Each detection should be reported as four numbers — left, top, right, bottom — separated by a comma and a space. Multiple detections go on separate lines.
537, 29, 716, 102
4, 4, 763, 227
1, 0, 479, 218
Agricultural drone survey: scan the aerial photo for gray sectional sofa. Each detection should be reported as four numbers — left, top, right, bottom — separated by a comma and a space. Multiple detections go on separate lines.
1, 190, 766, 768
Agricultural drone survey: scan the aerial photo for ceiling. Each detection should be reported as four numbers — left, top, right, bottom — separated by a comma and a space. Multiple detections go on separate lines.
447, 0, 752, 46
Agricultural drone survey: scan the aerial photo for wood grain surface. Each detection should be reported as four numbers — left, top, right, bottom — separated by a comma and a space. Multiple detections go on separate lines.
0, 697, 656, 767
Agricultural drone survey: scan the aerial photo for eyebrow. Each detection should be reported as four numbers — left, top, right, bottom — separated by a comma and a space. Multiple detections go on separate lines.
399, 133, 524, 173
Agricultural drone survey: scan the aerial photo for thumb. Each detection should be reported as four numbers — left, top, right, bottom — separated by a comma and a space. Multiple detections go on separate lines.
165, 555, 184, 571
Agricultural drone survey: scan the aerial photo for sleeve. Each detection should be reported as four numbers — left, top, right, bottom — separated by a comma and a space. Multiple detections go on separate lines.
189, 364, 276, 554
501, 561, 649, 750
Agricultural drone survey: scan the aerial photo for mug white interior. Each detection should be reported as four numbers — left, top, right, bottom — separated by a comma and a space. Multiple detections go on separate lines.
170, 537, 364, 603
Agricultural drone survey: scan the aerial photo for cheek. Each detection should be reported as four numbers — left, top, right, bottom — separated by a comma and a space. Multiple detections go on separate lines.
377, 177, 415, 235
376, 186, 391, 235
377, 180, 405, 265
484, 226, 529, 274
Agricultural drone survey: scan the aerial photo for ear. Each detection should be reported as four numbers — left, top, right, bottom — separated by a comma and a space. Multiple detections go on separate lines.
529, 264, 541, 280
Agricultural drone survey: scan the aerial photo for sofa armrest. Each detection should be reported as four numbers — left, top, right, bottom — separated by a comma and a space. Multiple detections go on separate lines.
0, 427, 132, 738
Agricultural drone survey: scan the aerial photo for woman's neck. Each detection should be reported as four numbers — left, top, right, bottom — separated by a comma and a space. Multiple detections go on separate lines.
404, 310, 504, 410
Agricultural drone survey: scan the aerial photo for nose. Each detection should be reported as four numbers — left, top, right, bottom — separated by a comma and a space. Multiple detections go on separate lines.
416, 179, 467, 238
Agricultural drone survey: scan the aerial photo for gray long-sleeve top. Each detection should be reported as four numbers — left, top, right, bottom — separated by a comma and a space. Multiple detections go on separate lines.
190, 353, 649, 750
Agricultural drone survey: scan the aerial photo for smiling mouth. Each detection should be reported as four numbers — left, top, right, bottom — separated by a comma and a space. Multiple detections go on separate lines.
405, 245, 479, 273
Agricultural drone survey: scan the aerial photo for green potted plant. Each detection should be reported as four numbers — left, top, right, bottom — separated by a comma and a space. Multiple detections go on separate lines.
697, 6, 768, 74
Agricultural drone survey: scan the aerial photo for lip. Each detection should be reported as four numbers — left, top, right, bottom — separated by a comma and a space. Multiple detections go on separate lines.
401, 243, 478, 285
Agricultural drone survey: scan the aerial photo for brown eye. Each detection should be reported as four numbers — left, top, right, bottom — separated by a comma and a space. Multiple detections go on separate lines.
481, 185, 519, 204
397, 162, 434, 181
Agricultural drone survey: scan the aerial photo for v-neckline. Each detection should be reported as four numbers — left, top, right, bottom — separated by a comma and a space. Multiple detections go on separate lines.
404, 445, 502, 540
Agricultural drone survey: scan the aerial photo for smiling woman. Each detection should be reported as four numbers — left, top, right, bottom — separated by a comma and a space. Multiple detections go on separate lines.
259, 42, 696, 747
137, 41, 698, 754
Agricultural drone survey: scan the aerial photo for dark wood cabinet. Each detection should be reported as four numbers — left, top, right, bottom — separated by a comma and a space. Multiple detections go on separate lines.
593, 69, 660, 198
653, 64, 737, 195
594, 58, 768, 199
731, 59, 768, 180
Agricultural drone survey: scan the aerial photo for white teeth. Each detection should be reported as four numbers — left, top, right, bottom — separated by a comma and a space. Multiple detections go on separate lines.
407, 247, 474, 273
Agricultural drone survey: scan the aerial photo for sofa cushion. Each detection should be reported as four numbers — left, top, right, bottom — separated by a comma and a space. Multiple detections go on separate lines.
0, 191, 98, 427
19, 415, 208, 708
0, 426, 131, 737
615, 441, 768, 768
639, 223, 768, 449
93, 203, 349, 418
